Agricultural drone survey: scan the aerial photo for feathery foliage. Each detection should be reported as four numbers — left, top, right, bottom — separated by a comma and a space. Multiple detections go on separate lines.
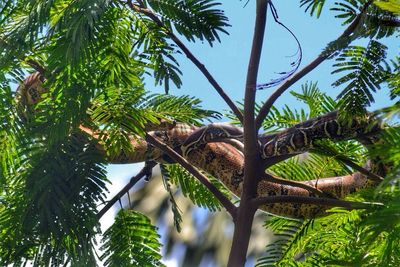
375, 0, 400, 14
300, 0, 327, 18
161, 164, 230, 212
332, 40, 389, 115
147, 0, 229, 45
100, 209, 164, 267
261, 83, 336, 133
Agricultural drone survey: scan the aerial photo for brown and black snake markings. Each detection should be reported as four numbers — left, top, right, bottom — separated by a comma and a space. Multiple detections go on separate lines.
17, 72, 387, 219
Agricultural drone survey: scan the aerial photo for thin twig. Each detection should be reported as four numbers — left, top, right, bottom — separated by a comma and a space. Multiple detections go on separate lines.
126, 2, 244, 123
97, 161, 157, 219
262, 173, 329, 197
334, 154, 384, 182
255, 0, 373, 129
145, 133, 237, 218
251, 195, 383, 210
309, 145, 384, 182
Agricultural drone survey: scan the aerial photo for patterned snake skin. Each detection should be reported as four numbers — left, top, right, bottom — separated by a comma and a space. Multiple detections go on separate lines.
17, 73, 386, 218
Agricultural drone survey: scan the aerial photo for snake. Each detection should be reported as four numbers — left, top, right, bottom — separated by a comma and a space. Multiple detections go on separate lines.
16, 72, 387, 218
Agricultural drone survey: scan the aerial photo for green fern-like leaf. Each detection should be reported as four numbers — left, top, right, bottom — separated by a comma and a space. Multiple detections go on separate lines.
261, 83, 336, 133
0, 132, 108, 265
375, 0, 400, 14
162, 164, 230, 212
290, 82, 337, 117
147, 0, 230, 45
300, 0, 327, 18
160, 164, 183, 232
331, 0, 362, 25
131, 14, 183, 92
332, 40, 389, 115
88, 88, 218, 159
256, 218, 312, 266
100, 209, 165, 267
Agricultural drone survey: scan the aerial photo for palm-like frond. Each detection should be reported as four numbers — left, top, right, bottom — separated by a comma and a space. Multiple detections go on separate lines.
361, 4, 399, 39
0, 133, 108, 265
331, 0, 363, 25
88, 88, 218, 158
160, 164, 184, 232
375, 0, 400, 14
147, 0, 229, 45
300, 0, 327, 18
256, 218, 312, 267
261, 83, 336, 132
388, 57, 400, 100
100, 209, 165, 267
0, 75, 21, 181
132, 14, 183, 93
332, 40, 389, 115
161, 164, 230, 212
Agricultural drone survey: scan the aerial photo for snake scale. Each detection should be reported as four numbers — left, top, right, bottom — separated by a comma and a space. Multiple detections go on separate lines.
16, 72, 386, 218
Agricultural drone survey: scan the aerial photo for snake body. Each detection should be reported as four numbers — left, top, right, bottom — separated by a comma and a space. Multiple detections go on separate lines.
17, 73, 385, 218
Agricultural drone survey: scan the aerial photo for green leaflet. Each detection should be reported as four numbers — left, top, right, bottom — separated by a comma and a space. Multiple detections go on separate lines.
332, 40, 389, 116
100, 209, 165, 267
146, 0, 229, 45
161, 164, 230, 213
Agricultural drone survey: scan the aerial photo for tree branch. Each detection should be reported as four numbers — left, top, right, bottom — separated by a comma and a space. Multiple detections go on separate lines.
242, 0, 269, 197
125, 2, 244, 123
228, 1, 269, 266
97, 161, 157, 219
251, 195, 383, 210
145, 133, 237, 218
334, 154, 384, 182
255, 0, 373, 129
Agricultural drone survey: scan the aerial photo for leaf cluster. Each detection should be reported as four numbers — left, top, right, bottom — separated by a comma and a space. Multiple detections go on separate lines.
100, 209, 164, 267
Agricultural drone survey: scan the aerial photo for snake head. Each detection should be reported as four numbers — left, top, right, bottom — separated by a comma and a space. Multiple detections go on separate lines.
17, 72, 47, 105
15, 72, 48, 121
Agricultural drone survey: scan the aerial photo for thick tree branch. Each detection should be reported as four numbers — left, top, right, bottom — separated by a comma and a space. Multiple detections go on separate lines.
145, 133, 237, 218
125, 2, 244, 123
97, 161, 157, 219
255, 1, 374, 129
228, 1, 269, 266
242, 0, 269, 197
251, 195, 383, 210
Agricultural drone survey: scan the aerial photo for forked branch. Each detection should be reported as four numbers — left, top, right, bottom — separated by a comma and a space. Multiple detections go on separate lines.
97, 161, 157, 219
125, 1, 244, 123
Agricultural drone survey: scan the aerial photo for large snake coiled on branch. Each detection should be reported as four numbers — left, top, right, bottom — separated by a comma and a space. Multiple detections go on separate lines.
16, 72, 387, 218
